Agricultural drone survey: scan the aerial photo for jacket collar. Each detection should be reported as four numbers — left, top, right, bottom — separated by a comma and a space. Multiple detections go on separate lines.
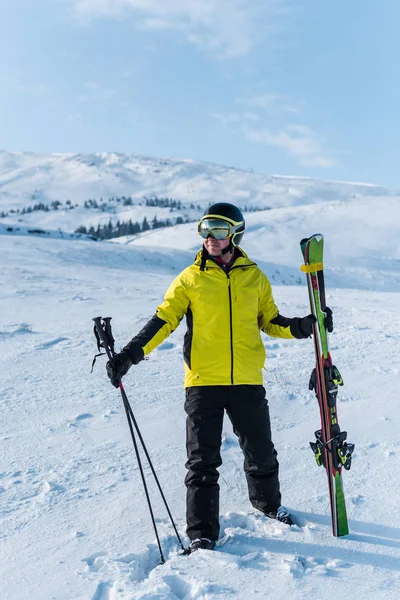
194, 246, 256, 270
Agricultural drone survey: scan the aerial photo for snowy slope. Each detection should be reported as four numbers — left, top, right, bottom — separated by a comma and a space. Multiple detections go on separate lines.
0, 150, 398, 216
1, 217, 400, 600
2, 151, 400, 274
120, 195, 400, 291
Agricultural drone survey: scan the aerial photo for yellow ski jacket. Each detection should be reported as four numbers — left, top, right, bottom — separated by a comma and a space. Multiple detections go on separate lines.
125, 248, 297, 388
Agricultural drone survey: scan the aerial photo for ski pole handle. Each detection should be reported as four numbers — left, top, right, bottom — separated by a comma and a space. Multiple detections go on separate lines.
92, 316, 115, 360
102, 317, 115, 351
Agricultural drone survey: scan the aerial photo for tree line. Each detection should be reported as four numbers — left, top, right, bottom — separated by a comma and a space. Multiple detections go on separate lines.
75, 215, 191, 240
1, 194, 268, 219
0, 195, 200, 218
0, 200, 76, 218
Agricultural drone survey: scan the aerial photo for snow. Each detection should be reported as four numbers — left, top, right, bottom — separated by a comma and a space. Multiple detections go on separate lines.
1, 154, 400, 599
0, 150, 398, 216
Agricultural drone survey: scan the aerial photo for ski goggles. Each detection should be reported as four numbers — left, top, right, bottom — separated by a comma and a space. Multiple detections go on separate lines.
198, 216, 243, 241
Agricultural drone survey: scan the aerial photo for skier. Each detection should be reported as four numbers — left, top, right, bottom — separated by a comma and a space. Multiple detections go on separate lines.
106, 203, 332, 554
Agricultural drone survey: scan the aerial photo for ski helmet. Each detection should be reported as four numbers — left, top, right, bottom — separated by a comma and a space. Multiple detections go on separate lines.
198, 202, 245, 247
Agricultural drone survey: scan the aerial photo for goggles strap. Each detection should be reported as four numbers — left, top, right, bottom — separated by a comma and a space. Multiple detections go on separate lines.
221, 240, 233, 254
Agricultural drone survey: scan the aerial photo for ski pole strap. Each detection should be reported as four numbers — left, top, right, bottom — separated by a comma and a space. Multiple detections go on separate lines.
91, 351, 106, 373
91, 324, 108, 372
93, 323, 104, 354
300, 262, 324, 273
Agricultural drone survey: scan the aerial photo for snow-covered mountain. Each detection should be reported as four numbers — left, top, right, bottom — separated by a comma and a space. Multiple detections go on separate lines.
120, 195, 400, 292
1, 152, 400, 600
0, 150, 398, 220
1, 150, 399, 292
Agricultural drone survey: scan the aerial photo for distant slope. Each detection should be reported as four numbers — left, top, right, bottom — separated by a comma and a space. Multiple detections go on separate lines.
0, 150, 398, 213
121, 196, 400, 291
0, 222, 97, 242
2, 193, 399, 291
1, 150, 399, 291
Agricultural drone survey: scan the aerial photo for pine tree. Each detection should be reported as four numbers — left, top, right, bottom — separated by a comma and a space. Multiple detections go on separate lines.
142, 216, 150, 231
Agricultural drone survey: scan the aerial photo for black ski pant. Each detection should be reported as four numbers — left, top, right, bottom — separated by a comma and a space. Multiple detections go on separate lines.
184, 385, 281, 541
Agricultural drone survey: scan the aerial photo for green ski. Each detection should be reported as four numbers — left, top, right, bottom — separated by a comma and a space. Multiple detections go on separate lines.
300, 234, 354, 537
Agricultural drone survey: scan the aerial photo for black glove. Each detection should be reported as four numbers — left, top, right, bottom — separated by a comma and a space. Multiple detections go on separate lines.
298, 314, 317, 338
106, 350, 132, 388
298, 307, 333, 338
324, 306, 333, 332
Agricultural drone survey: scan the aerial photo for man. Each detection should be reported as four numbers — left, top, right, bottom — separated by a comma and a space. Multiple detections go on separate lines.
107, 203, 330, 554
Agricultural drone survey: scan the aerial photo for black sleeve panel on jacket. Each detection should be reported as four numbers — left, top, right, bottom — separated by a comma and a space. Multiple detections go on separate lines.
183, 307, 193, 369
270, 313, 308, 340
123, 314, 167, 364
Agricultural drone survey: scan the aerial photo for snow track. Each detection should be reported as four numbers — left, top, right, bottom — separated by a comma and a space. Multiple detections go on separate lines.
78, 510, 400, 600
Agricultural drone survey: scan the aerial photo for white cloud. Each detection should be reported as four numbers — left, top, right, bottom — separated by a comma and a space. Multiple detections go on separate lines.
212, 93, 334, 169
68, 0, 289, 58
237, 92, 301, 115
212, 111, 259, 126
212, 112, 241, 126
243, 123, 335, 168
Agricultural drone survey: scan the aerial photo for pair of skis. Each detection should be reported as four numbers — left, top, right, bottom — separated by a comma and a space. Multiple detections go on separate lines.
300, 234, 354, 537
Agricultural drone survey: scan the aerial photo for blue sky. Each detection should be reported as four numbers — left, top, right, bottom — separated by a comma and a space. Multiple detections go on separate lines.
1, 0, 400, 186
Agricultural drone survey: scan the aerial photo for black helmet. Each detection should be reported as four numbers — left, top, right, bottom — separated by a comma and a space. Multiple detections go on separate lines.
200, 202, 245, 246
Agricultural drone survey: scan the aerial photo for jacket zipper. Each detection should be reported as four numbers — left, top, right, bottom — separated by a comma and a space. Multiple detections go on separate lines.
209, 261, 256, 385
227, 274, 234, 384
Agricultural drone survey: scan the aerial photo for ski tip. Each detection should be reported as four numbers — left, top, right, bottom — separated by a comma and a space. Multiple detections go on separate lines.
300, 233, 323, 244
311, 233, 324, 242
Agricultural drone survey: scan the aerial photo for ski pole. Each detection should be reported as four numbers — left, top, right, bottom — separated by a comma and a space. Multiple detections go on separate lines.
94, 317, 185, 549
99, 320, 185, 545
124, 399, 185, 550
92, 317, 186, 561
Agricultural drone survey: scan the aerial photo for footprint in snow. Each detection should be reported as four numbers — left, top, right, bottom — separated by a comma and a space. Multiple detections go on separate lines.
68, 413, 95, 428
219, 511, 260, 535
218, 517, 349, 579
81, 543, 167, 586
35, 337, 69, 350
91, 581, 111, 600
368, 441, 379, 449
75, 413, 95, 421
83, 552, 108, 574
351, 494, 366, 505
162, 574, 232, 600
0, 323, 35, 337
80, 532, 223, 599
162, 575, 192, 599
